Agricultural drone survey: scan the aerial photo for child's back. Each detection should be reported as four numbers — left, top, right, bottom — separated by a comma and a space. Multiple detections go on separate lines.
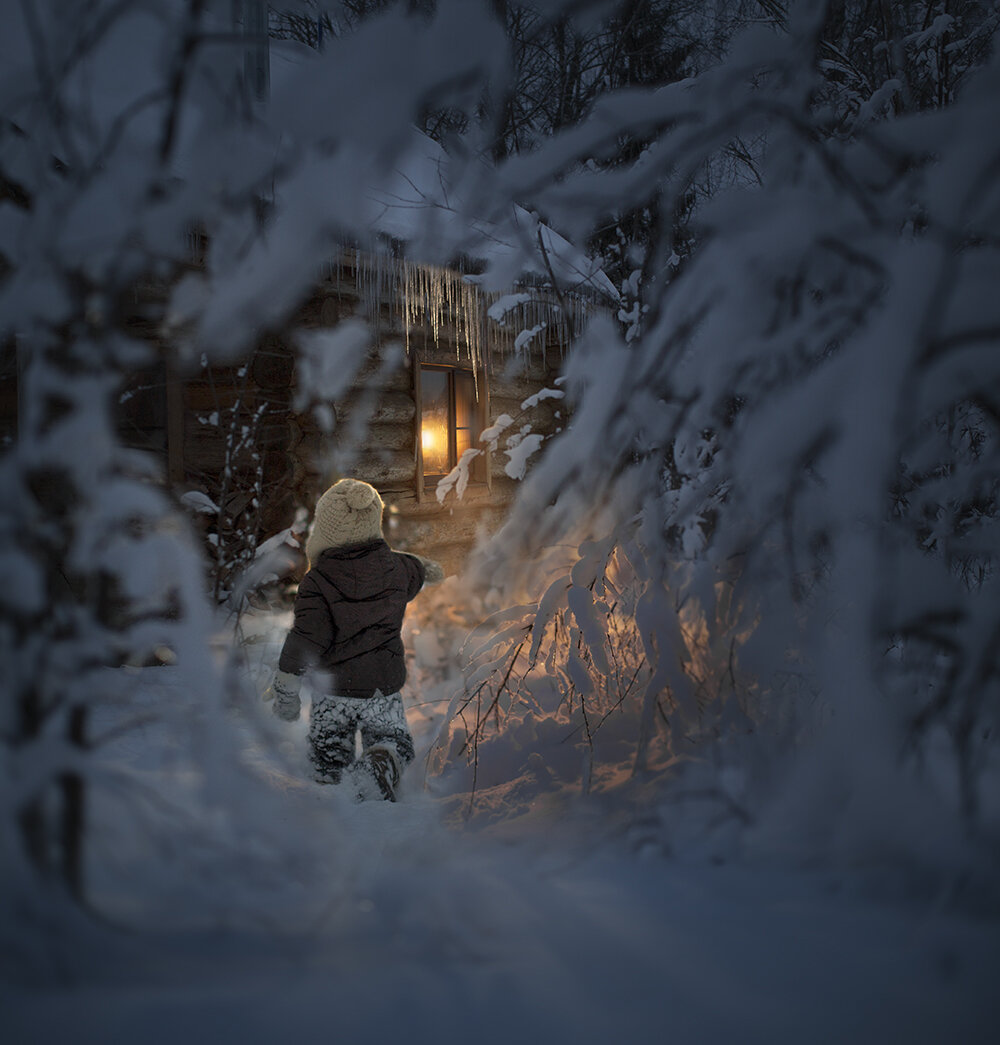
280, 539, 424, 697
266, 478, 442, 800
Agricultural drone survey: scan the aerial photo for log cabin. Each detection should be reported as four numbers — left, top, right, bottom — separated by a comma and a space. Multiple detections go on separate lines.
0, 24, 618, 591
113, 237, 613, 590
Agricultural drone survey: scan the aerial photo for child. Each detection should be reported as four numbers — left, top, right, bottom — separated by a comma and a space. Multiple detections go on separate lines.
265, 478, 443, 801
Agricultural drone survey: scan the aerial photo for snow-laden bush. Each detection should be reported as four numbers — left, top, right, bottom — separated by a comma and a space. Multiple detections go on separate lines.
428, 2, 1000, 870
0, 0, 507, 946
426, 532, 755, 818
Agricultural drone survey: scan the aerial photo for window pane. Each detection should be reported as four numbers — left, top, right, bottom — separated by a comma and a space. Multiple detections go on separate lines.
421, 369, 450, 475
455, 425, 472, 460
454, 371, 476, 474
454, 371, 474, 431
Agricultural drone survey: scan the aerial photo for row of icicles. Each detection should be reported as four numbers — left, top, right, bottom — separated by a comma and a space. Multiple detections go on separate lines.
323, 249, 599, 393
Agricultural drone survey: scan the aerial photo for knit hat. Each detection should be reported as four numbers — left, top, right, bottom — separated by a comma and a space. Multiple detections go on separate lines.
305, 478, 385, 562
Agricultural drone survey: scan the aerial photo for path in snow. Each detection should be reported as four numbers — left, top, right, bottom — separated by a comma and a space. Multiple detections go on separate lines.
4, 600, 998, 1043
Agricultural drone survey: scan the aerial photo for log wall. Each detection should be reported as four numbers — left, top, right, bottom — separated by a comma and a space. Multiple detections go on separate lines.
112, 254, 568, 583
291, 258, 565, 576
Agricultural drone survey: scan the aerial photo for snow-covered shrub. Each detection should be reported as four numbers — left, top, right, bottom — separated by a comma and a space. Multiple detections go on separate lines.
0, 0, 507, 942
428, 2, 1000, 868
427, 522, 757, 822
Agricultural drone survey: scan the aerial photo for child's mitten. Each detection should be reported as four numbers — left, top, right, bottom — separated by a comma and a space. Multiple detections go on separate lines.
411, 554, 445, 585
264, 669, 302, 721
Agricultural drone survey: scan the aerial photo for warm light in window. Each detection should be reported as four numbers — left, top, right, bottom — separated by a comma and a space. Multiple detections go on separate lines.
421, 415, 450, 474
422, 425, 441, 453
420, 366, 480, 480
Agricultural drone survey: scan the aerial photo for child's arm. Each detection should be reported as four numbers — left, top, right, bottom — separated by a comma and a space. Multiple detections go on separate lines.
408, 553, 445, 585
263, 669, 302, 721
264, 572, 334, 721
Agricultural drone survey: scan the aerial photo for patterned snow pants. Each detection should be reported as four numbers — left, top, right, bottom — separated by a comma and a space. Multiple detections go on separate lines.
309, 689, 414, 785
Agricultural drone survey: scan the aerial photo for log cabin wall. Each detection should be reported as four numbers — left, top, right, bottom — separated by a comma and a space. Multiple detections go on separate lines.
118, 278, 303, 596
293, 252, 566, 578
1, 254, 576, 589
111, 250, 575, 587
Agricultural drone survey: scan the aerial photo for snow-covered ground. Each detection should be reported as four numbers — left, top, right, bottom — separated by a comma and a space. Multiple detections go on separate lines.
9, 848, 999, 1044
4, 596, 998, 1045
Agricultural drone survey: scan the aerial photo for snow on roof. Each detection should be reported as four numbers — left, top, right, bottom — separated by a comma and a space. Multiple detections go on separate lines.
367, 129, 619, 303
268, 39, 618, 305
171, 38, 618, 359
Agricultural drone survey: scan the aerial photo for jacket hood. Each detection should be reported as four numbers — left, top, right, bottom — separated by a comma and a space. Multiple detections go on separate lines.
312, 539, 397, 600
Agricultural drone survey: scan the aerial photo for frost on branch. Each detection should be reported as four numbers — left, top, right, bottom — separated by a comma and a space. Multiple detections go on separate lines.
0, 0, 519, 936
436, 448, 483, 504
292, 320, 371, 413
503, 431, 544, 480
435, 4, 1000, 863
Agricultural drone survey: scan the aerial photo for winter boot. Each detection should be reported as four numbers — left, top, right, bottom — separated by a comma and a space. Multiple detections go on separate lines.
367, 747, 401, 802
347, 747, 400, 802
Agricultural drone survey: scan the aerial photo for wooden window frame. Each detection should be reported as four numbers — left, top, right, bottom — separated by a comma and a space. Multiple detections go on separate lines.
414, 362, 488, 502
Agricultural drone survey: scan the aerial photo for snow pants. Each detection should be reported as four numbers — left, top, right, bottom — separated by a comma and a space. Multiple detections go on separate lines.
308, 689, 414, 785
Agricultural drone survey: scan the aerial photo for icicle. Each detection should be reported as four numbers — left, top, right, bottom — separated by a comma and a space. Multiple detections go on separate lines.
410, 262, 417, 352
444, 269, 451, 353
456, 275, 463, 361
435, 269, 442, 349
403, 260, 410, 356
434, 269, 442, 349
318, 246, 610, 401
375, 251, 383, 338
410, 262, 417, 353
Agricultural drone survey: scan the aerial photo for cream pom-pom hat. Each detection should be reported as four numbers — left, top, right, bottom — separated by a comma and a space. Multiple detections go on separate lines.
305, 478, 385, 563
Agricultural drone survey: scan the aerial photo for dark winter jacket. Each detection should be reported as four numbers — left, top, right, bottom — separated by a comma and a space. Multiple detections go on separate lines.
278, 539, 425, 698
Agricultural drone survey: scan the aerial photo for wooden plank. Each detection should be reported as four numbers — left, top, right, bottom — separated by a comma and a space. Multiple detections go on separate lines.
251, 346, 294, 390
165, 357, 185, 485
490, 372, 558, 401
352, 449, 415, 486
182, 380, 243, 413
487, 396, 523, 422
412, 356, 424, 503
480, 365, 492, 492
339, 391, 415, 426
365, 421, 412, 453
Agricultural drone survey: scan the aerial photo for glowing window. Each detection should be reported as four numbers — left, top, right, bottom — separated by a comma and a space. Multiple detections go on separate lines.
420, 366, 481, 480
